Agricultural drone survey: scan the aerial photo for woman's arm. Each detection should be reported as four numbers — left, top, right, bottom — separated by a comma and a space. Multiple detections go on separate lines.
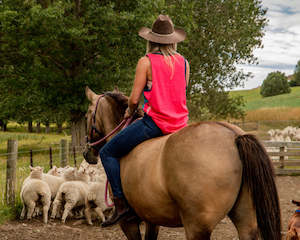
125, 56, 150, 118
185, 59, 190, 86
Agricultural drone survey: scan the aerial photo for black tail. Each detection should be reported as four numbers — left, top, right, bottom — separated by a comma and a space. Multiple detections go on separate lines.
235, 134, 281, 240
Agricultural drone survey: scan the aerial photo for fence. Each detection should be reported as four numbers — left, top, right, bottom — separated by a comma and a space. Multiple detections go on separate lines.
263, 141, 300, 175
0, 139, 85, 206
1, 139, 300, 206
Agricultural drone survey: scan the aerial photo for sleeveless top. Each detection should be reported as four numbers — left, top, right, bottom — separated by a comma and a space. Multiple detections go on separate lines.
143, 53, 189, 134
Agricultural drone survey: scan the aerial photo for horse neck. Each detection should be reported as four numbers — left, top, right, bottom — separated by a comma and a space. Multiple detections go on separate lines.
98, 97, 123, 139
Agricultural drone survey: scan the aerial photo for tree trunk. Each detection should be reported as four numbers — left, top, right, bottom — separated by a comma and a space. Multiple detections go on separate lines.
28, 121, 33, 133
36, 122, 41, 133
71, 116, 86, 151
45, 122, 50, 133
56, 122, 63, 133
3, 123, 7, 132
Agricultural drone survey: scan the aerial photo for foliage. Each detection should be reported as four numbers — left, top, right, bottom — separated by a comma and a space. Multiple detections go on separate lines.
289, 60, 300, 87
260, 71, 291, 97
0, 0, 268, 126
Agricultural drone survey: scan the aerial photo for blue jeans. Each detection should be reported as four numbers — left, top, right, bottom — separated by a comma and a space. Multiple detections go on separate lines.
99, 114, 163, 198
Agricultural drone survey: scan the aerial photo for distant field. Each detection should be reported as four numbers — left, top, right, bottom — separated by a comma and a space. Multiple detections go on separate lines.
230, 86, 300, 111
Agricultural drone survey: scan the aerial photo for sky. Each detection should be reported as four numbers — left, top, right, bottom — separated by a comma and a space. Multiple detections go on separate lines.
237, 0, 300, 90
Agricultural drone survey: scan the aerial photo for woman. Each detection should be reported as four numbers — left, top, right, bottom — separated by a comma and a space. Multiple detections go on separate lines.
100, 14, 190, 227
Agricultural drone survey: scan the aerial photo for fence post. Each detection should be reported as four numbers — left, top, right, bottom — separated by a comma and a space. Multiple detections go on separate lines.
30, 149, 33, 167
279, 146, 285, 169
60, 139, 68, 167
6, 139, 18, 206
73, 146, 77, 167
49, 147, 53, 169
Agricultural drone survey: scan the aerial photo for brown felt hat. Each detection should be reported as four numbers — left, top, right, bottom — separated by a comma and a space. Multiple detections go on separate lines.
138, 15, 186, 44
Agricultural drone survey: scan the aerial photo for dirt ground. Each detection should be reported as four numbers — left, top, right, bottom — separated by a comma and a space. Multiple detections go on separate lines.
0, 176, 299, 240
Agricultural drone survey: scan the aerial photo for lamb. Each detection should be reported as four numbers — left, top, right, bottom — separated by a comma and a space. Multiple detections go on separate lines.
20, 166, 51, 224
51, 168, 92, 224
84, 173, 107, 224
47, 165, 71, 177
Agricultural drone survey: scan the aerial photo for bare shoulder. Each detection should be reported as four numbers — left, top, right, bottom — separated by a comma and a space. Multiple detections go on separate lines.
138, 56, 151, 67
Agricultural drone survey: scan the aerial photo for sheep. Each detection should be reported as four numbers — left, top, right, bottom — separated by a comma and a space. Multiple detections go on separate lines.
84, 173, 108, 224
47, 165, 72, 177
286, 200, 300, 240
20, 166, 51, 224
50, 168, 92, 224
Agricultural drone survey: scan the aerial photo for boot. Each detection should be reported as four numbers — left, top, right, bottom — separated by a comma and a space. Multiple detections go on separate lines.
101, 197, 130, 227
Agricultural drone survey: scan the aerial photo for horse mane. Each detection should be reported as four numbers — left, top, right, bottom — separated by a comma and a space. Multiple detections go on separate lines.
104, 91, 144, 120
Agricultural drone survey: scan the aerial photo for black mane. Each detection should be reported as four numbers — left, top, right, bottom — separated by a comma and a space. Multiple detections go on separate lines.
104, 91, 144, 120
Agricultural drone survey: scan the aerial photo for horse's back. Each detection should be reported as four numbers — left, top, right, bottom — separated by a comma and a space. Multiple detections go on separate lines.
121, 122, 243, 227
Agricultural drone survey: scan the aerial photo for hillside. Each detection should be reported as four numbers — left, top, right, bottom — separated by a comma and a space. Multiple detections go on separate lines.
230, 86, 300, 111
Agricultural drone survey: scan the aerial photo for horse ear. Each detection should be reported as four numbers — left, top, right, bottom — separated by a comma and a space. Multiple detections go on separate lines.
292, 200, 300, 206
85, 86, 97, 102
113, 86, 119, 92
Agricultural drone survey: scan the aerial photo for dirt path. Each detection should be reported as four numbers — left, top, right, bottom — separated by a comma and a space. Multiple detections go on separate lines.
0, 176, 298, 239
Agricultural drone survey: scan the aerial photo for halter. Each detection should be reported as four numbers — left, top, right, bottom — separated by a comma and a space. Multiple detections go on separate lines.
87, 94, 133, 149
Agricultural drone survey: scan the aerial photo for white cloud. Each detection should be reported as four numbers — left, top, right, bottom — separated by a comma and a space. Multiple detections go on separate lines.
237, 0, 300, 89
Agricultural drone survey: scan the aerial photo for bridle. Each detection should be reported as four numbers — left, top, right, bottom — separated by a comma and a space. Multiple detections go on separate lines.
87, 94, 134, 149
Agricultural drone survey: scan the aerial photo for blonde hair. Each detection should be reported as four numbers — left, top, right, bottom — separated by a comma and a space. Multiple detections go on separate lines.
146, 41, 179, 77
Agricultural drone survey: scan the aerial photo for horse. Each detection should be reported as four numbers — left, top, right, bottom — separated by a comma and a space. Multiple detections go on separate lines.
83, 87, 281, 240
286, 200, 300, 240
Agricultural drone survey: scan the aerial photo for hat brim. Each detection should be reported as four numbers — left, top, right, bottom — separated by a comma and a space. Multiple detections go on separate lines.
138, 27, 186, 44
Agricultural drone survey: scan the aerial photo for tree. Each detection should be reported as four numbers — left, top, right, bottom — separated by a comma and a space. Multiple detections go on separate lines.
260, 71, 291, 97
0, 0, 267, 142
289, 60, 300, 87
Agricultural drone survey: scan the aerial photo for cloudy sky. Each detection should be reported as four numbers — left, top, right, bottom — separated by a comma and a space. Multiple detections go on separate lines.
237, 0, 300, 90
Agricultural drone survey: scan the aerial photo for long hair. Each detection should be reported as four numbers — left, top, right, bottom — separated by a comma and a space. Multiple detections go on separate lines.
146, 41, 179, 78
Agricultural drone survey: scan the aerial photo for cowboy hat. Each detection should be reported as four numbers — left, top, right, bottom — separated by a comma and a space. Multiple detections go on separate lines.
138, 15, 186, 44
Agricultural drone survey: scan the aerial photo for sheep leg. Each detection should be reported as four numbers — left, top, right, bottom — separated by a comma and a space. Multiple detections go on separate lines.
94, 207, 106, 223
20, 205, 26, 220
26, 201, 36, 220
51, 199, 62, 219
84, 207, 93, 225
62, 202, 74, 224
42, 204, 50, 224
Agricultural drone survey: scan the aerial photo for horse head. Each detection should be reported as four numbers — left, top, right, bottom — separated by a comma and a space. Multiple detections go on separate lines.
83, 86, 132, 164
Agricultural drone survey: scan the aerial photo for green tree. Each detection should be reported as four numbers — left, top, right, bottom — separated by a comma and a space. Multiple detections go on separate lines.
260, 71, 291, 97
0, 0, 267, 142
289, 60, 300, 87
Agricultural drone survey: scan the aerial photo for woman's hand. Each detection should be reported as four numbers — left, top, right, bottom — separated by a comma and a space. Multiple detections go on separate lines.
124, 107, 134, 119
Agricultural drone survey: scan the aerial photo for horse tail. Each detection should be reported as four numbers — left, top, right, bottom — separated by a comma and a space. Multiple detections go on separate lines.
235, 134, 281, 240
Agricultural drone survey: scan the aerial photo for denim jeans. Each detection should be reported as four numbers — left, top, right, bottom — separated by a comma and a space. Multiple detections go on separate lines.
99, 114, 163, 198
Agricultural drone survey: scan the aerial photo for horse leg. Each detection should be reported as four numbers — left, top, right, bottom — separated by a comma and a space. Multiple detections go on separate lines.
145, 222, 159, 240
228, 184, 258, 240
119, 219, 142, 240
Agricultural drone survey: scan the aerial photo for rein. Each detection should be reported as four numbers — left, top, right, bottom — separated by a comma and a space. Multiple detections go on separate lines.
87, 94, 133, 148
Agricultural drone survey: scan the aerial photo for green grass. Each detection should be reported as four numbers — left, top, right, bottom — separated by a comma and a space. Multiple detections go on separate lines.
230, 86, 300, 110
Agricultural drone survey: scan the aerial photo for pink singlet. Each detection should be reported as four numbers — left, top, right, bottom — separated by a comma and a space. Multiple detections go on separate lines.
143, 53, 189, 134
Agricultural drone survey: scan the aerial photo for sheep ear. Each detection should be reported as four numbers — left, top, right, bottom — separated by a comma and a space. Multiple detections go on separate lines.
41, 167, 44, 172
53, 166, 57, 170
86, 86, 97, 102
29, 166, 34, 171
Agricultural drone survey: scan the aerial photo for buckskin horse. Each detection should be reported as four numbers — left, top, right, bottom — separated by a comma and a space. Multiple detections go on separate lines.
83, 87, 281, 240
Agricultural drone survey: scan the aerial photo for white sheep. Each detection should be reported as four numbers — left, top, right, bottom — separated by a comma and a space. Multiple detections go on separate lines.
84, 173, 108, 224
20, 166, 51, 224
51, 168, 92, 224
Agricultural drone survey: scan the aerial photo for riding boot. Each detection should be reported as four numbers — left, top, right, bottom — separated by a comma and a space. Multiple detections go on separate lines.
101, 197, 130, 227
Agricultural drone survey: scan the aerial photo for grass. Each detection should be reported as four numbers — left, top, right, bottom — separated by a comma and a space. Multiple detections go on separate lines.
230, 86, 300, 111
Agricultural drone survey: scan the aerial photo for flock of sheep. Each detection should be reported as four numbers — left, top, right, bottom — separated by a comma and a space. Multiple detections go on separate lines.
268, 126, 300, 142
20, 160, 110, 224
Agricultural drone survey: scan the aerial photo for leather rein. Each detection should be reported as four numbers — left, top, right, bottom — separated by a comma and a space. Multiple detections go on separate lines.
87, 94, 133, 149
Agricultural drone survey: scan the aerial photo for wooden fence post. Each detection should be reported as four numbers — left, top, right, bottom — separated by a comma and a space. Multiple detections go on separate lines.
49, 147, 53, 169
60, 139, 68, 167
6, 139, 18, 206
279, 146, 285, 169
73, 146, 77, 167
30, 149, 33, 167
